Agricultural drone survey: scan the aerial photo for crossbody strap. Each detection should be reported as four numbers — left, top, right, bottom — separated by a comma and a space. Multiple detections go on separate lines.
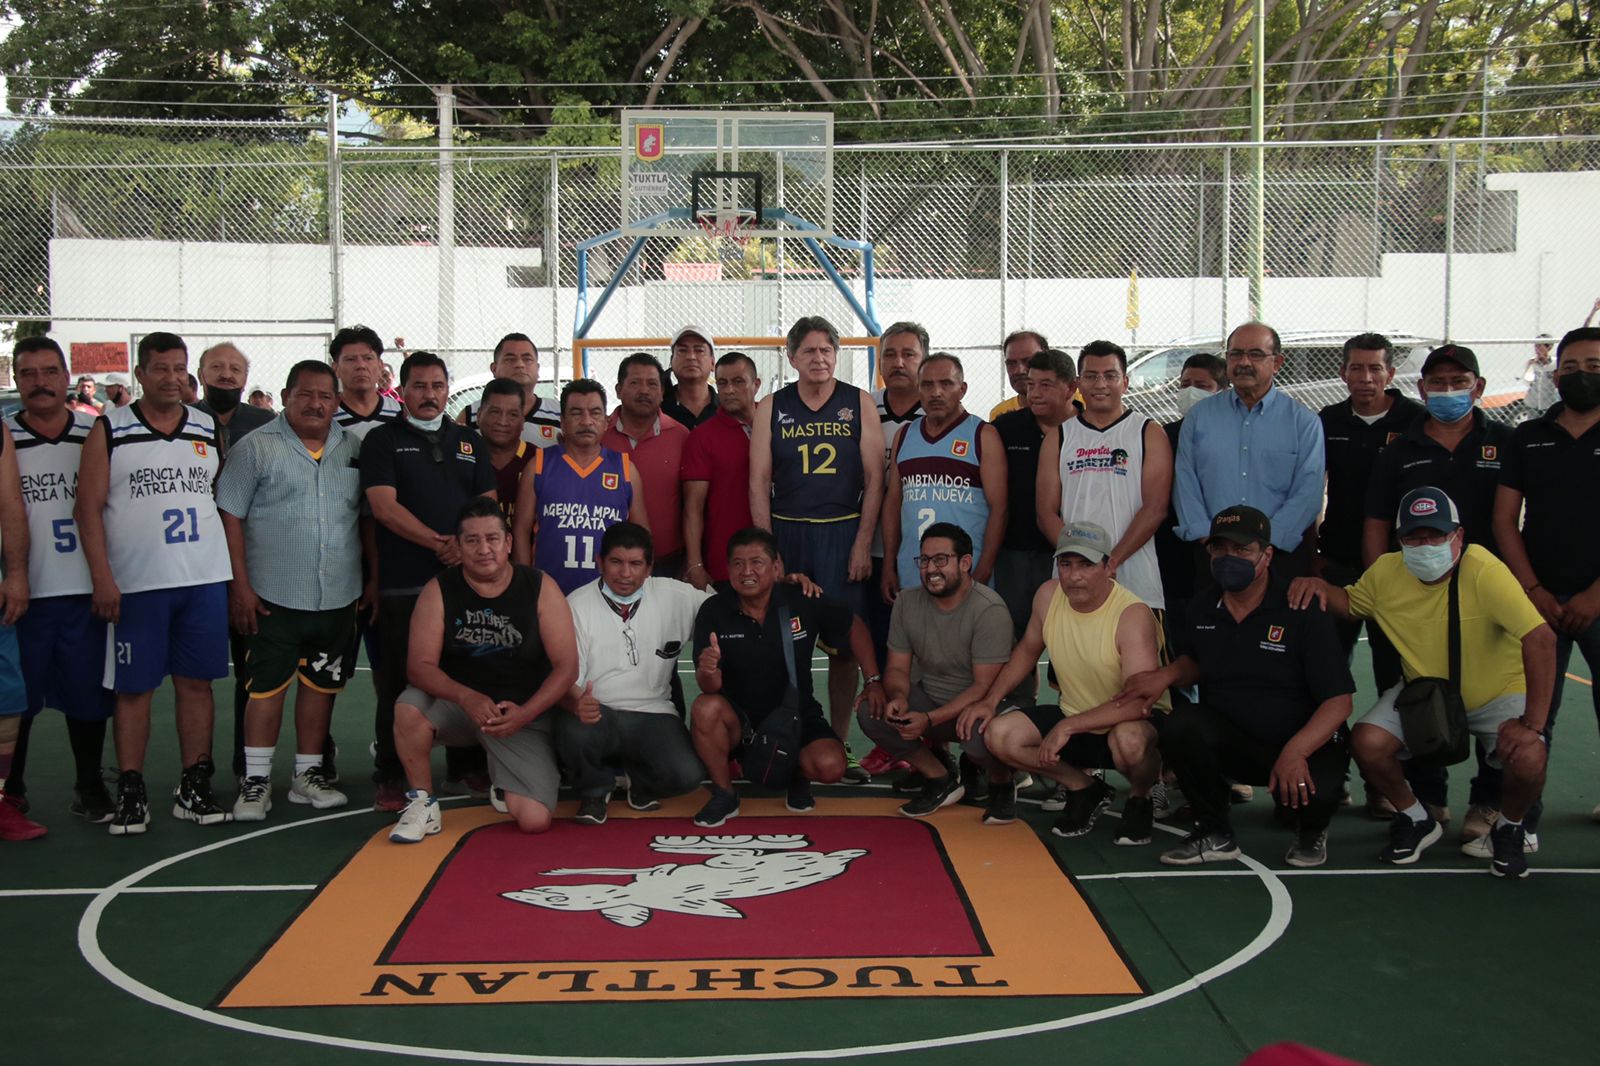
776, 604, 799, 690
1447, 565, 1462, 690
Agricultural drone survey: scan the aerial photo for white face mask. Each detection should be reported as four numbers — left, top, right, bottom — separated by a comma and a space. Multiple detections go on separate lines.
407, 412, 444, 433
1176, 386, 1213, 416
1401, 541, 1456, 583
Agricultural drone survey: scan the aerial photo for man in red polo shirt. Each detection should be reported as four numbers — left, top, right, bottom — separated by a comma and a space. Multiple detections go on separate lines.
682, 351, 762, 589
603, 353, 691, 578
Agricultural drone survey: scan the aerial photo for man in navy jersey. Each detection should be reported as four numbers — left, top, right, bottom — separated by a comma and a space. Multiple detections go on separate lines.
77, 332, 233, 835
750, 317, 885, 778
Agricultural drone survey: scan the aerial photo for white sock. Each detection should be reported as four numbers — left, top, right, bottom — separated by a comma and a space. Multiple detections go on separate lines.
1495, 813, 1522, 829
293, 753, 320, 777
244, 746, 274, 781
1400, 800, 1428, 823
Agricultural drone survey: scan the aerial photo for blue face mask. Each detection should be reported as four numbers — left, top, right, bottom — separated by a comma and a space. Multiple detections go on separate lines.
1211, 553, 1258, 592
1424, 389, 1474, 423
605, 584, 645, 606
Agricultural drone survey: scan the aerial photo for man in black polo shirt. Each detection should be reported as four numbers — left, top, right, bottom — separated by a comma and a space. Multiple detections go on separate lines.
1362, 342, 1510, 842
690, 527, 885, 827
1495, 326, 1600, 824
360, 351, 497, 810
991, 348, 1078, 703
1121, 506, 1354, 868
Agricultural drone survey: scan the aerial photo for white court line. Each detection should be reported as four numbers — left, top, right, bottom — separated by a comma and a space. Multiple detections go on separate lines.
2, 884, 317, 899
1077, 866, 1600, 881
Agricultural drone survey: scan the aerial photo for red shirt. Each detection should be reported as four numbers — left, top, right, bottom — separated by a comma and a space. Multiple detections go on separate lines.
603, 410, 690, 557
492, 441, 535, 525
679, 408, 754, 582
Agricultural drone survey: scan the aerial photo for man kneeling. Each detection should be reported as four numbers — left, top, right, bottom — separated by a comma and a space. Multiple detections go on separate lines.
970, 523, 1167, 844
390, 498, 578, 841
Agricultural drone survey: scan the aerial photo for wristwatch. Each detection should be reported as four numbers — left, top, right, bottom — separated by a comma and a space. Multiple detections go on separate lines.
863, 673, 882, 685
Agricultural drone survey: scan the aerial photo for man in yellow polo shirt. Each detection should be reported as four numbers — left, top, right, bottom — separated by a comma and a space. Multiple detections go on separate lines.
1289, 485, 1556, 878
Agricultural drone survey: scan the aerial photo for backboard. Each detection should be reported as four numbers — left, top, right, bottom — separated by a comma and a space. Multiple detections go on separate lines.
620, 110, 833, 239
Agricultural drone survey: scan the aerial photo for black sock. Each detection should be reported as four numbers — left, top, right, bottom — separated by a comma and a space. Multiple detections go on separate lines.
66, 717, 108, 790
8, 715, 33, 792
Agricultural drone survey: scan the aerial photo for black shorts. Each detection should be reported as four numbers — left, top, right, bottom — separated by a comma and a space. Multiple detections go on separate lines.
1019, 704, 1116, 770
245, 601, 358, 698
733, 701, 839, 753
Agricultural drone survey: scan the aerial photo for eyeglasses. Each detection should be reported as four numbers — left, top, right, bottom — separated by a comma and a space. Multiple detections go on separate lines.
1079, 371, 1122, 384
1225, 349, 1275, 362
621, 625, 639, 667
913, 553, 958, 569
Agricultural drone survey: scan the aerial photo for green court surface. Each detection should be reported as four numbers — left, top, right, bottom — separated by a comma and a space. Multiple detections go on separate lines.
6, 651, 1599, 1066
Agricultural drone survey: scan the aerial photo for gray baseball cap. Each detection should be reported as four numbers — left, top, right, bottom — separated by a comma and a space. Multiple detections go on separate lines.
1054, 521, 1113, 564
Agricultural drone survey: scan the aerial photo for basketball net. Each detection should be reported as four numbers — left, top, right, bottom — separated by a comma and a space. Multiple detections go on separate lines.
695, 206, 759, 248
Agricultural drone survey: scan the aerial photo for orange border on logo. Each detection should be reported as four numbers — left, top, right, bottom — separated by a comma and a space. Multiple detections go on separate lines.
635, 124, 664, 162
218, 798, 1142, 1007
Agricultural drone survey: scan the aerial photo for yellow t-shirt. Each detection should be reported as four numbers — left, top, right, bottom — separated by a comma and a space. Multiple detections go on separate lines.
1043, 579, 1170, 726
1346, 545, 1545, 711
989, 394, 1023, 420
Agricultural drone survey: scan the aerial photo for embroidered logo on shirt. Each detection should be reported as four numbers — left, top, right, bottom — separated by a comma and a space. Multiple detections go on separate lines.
1266, 625, 1285, 643
837, 408, 854, 423
1481, 445, 1498, 461
602, 473, 620, 490
951, 439, 969, 457
1386, 432, 1402, 445
459, 441, 474, 456
790, 615, 804, 634
193, 441, 208, 457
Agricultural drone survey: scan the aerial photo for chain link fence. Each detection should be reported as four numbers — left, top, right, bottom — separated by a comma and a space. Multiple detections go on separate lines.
2, 111, 1595, 421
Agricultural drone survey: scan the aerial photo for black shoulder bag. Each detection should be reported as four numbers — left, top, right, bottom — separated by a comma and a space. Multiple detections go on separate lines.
739, 604, 805, 787
1392, 566, 1470, 767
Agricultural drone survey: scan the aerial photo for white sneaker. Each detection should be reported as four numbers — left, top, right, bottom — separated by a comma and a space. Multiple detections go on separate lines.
1040, 783, 1070, 812
1461, 803, 1498, 843
490, 787, 508, 814
1461, 829, 1539, 858
232, 776, 272, 822
1592, 802, 1600, 824
289, 766, 348, 810
390, 791, 441, 843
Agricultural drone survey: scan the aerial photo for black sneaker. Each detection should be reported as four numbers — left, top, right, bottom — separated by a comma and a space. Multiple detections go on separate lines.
786, 778, 816, 812
983, 778, 1018, 824
108, 771, 151, 836
172, 757, 231, 826
72, 780, 117, 824
899, 774, 965, 818
891, 769, 928, 795
1159, 829, 1242, 865
957, 755, 989, 805
1285, 827, 1329, 868
693, 788, 740, 827
1489, 821, 1530, 879
1049, 779, 1113, 838
626, 787, 662, 812
1114, 795, 1154, 846
1378, 812, 1441, 865
574, 794, 609, 825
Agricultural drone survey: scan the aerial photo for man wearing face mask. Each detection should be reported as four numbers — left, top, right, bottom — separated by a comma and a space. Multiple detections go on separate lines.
1121, 506, 1355, 868
1155, 355, 1227, 621
1494, 327, 1600, 825
1361, 343, 1513, 844
1290, 487, 1555, 878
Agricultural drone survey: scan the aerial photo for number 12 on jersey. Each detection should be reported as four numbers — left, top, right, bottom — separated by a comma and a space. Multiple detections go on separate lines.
797, 442, 838, 475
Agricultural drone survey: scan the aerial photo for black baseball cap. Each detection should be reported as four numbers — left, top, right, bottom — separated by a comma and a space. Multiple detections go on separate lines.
1396, 486, 1461, 536
1420, 343, 1480, 377
1206, 505, 1272, 548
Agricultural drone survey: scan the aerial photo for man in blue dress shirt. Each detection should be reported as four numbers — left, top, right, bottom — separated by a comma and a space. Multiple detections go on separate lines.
1174, 322, 1326, 584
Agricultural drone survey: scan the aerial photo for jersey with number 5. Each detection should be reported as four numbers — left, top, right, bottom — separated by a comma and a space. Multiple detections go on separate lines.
769, 381, 865, 523
101, 403, 231, 593
6, 409, 96, 598
531, 444, 633, 595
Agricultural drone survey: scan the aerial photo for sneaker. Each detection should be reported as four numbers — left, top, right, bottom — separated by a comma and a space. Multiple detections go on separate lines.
1229, 782, 1254, 803
626, 787, 662, 812
172, 758, 230, 825
440, 770, 492, 799
2, 788, 27, 814
1285, 827, 1329, 868
841, 744, 871, 784
786, 779, 817, 812
1149, 781, 1172, 820
859, 745, 908, 776
958, 755, 990, 804
1378, 812, 1442, 865
1050, 779, 1114, 838
490, 787, 508, 814
693, 788, 740, 827
1461, 829, 1540, 858
321, 741, 340, 785
1461, 803, 1497, 843
983, 778, 1018, 825
373, 780, 408, 813
1426, 802, 1452, 826
289, 766, 348, 810
232, 776, 273, 822
1012, 770, 1035, 791
0, 791, 47, 840
390, 790, 442, 843
1160, 829, 1242, 865
108, 771, 151, 836
574, 794, 609, 825
1489, 821, 1530, 879
1040, 783, 1071, 812
71, 780, 117, 824
1113, 795, 1154, 846
891, 770, 928, 795
1364, 791, 1396, 820
1339, 782, 1353, 807
899, 774, 964, 818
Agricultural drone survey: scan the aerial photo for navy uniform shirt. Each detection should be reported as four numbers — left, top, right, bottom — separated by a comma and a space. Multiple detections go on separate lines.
693, 582, 853, 720
1318, 391, 1425, 569
1500, 403, 1600, 595
1363, 409, 1510, 557
1175, 581, 1354, 747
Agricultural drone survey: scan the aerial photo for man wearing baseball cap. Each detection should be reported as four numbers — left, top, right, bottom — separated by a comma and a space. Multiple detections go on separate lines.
662, 326, 718, 428
1121, 505, 1355, 867
965, 520, 1168, 844
100, 373, 133, 408
1290, 486, 1556, 878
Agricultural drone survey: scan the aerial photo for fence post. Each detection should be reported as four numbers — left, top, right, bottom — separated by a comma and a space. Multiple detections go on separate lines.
327, 94, 343, 328
999, 149, 1009, 334
1444, 141, 1456, 339
548, 153, 561, 382
1221, 147, 1232, 339
436, 86, 456, 355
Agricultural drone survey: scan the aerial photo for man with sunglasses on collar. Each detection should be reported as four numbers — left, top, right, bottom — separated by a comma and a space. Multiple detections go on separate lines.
359, 351, 497, 808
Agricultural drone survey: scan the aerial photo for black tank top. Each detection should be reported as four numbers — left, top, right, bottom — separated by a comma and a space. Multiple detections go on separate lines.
768, 380, 866, 522
437, 564, 551, 705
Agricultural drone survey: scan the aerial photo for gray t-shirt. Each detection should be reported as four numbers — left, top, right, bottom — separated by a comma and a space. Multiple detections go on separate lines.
887, 582, 1014, 705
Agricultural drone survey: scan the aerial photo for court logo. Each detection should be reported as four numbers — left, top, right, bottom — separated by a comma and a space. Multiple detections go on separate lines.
951, 439, 970, 458
218, 802, 1143, 1008
602, 472, 620, 490
635, 124, 664, 162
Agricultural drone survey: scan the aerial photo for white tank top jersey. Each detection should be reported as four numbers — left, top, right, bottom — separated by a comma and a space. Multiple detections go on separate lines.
101, 403, 232, 593
1057, 409, 1165, 610
464, 395, 563, 448
6, 409, 95, 598
333, 392, 402, 443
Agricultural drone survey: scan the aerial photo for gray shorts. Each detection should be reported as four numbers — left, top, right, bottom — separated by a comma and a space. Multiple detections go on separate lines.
398, 685, 559, 810
1357, 683, 1524, 760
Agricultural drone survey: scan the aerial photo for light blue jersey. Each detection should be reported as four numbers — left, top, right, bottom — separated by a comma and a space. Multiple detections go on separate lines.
893, 412, 988, 589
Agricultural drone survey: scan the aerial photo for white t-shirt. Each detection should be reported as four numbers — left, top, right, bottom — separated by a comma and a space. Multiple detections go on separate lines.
569, 576, 712, 715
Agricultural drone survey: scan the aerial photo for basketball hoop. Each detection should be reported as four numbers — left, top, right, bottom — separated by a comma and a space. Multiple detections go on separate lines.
695, 206, 760, 248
